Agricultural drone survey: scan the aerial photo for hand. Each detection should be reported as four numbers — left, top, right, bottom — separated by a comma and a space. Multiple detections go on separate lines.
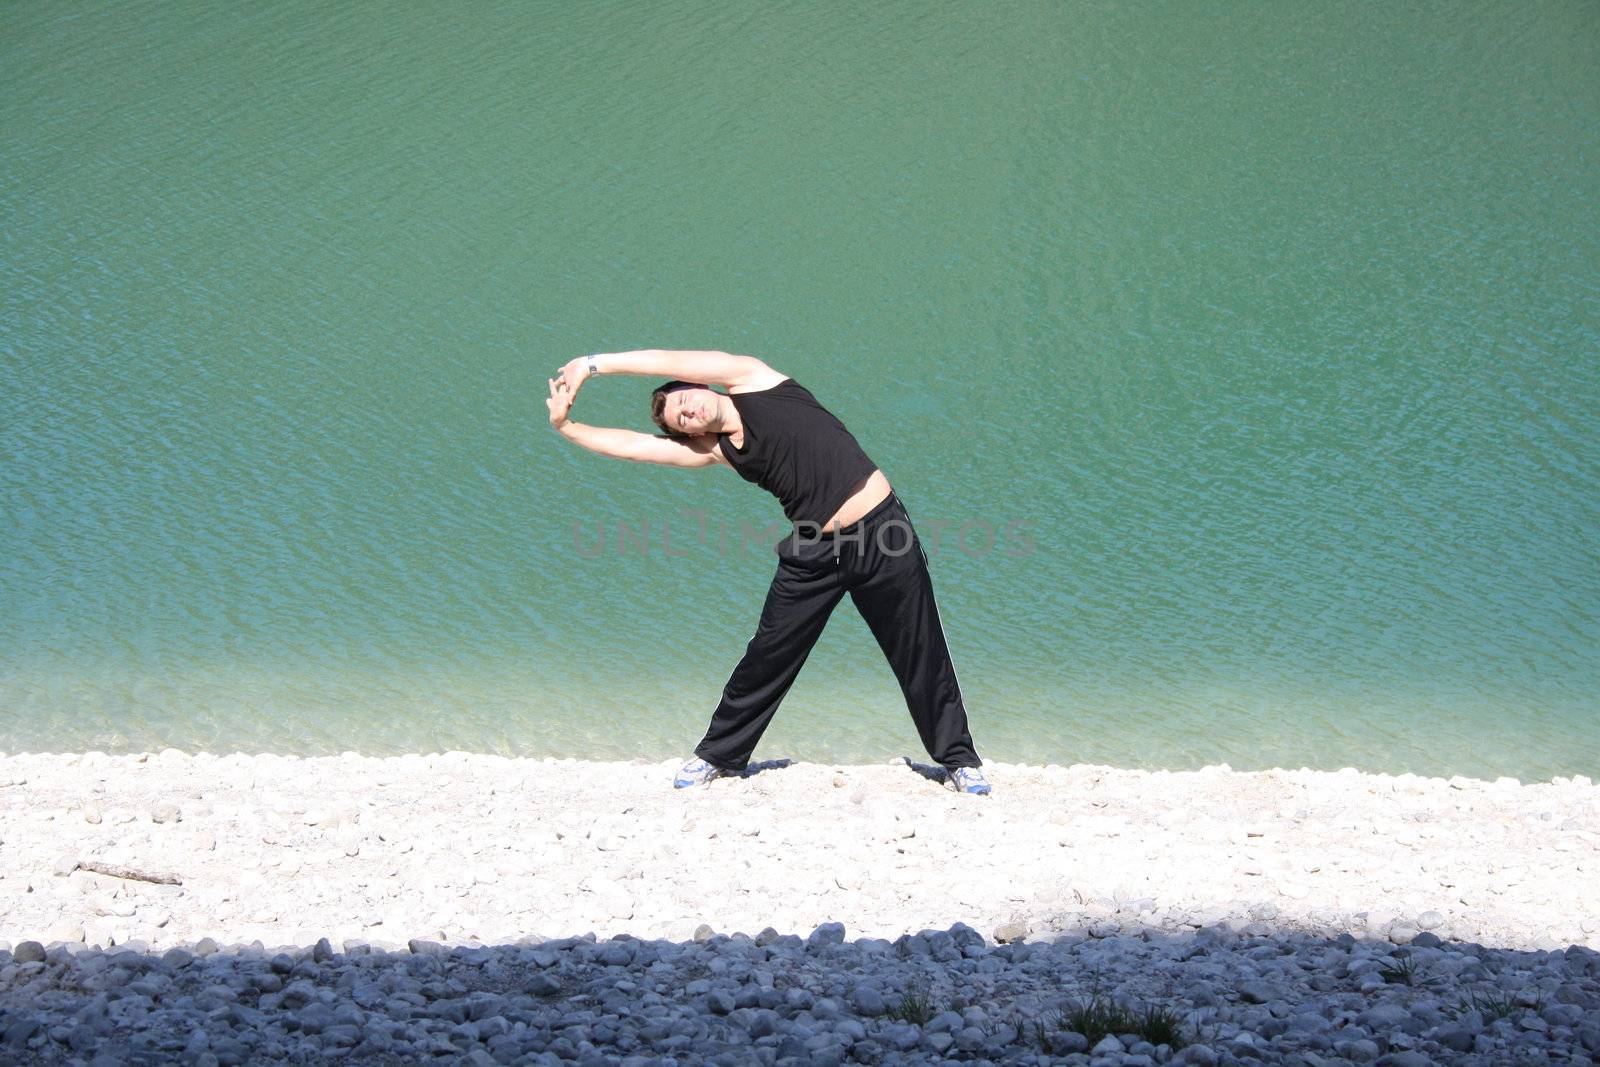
554, 356, 593, 397
546, 375, 576, 429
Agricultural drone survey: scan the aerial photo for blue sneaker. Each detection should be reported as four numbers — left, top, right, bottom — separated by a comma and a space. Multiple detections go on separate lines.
946, 767, 991, 795
673, 758, 724, 789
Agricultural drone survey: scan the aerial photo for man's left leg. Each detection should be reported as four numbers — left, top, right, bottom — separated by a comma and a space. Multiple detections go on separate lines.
847, 499, 981, 773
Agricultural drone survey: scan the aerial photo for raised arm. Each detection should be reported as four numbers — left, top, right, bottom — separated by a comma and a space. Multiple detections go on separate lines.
561, 350, 786, 391
558, 423, 722, 468
546, 375, 721, 468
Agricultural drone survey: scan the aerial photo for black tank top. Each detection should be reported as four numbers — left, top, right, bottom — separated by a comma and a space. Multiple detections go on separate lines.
717, 379, 879, 528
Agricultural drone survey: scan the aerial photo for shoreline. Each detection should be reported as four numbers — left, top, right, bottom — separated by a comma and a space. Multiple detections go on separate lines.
2, 753, 1598, 1064
1, 752, 1594, 953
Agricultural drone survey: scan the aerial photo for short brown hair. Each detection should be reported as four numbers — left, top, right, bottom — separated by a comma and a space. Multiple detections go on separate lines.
649, 380, 702, 436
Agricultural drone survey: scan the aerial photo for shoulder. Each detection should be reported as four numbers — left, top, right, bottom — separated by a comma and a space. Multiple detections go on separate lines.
727, 360, 790, 394
690, 433, 731, 466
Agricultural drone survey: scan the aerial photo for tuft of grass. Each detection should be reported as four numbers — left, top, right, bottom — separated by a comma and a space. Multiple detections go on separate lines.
1035, 995, 1190, 1052
1454, 987, 1518, 1023
883, 983, 940, 1025
1131, 1002, 1190, 1049
1379, 955, 1421, 985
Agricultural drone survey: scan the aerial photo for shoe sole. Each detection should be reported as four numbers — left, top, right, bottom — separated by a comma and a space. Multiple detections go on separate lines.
673, 773, 722, 789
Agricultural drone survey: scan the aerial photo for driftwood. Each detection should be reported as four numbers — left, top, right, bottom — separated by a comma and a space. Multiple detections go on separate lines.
76, 860, 182, 886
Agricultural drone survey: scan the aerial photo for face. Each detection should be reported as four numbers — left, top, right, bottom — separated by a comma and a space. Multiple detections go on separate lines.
662, 387, 720, 435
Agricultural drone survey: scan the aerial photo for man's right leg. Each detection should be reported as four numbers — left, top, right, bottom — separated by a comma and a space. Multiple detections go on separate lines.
694, 553, 848, 771
847, 500, 981, 773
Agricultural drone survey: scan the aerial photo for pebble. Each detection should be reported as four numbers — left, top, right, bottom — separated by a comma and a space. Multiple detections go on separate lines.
11, 941, 45, 964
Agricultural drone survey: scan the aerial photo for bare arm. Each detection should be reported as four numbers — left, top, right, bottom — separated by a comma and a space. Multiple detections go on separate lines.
565, 349, 787, 391
546, 375, 720, 467
557, 422, 722, 468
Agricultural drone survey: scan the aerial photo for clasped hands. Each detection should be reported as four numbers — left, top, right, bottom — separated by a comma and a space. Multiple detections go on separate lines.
546, 356, 595, 428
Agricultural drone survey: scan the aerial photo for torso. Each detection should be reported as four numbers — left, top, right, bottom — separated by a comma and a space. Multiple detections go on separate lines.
715, 376, 890, 530
822, 469, 892, 530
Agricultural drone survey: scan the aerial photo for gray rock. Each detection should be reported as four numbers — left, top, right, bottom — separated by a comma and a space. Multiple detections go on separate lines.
1375, 1052, 1432, 1067
1050, 1031, 1090, 1053
1357, 972, 1388, 994
1344, 1038, 1381, 1060
11, 941, 44, 965
3, 1015, 41, 1049
1361, 1003, 1419, 1033
1541, 1003, 1585, 1027
463, 991, 504, 1021
1238, 980, 1274, 1004
408, 939, 449, 957
1288, 1012, 1332, 1033
806, 922, 846, 949
947, 922, 985, 952
850, 982, 885, 1015
883, 1023, 920, 1050
597, 942, 634, 967
295, 1001, 335, 1033
279, 979, 318, 1010
321, 1024, 361, 1047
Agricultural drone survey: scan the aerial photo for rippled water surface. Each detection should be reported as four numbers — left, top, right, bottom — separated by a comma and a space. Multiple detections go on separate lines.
3, 2, 1597, 778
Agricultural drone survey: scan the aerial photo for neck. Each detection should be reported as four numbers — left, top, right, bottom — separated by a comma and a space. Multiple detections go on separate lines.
711, 395, 741, 435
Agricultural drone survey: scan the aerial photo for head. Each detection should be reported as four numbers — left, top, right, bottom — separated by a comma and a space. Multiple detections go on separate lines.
650, 380, 723, 437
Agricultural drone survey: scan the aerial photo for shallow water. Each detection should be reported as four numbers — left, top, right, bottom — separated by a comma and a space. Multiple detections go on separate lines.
3, 1, 1597, 778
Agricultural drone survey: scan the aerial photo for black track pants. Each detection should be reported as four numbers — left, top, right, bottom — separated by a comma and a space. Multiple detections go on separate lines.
694, 492, 981, 772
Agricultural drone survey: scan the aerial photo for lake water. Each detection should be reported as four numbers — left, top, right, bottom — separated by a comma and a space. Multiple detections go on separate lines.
3, 1, 1597, 779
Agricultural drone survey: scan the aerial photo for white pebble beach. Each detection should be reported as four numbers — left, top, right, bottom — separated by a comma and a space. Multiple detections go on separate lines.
1, 752, 1597, 1065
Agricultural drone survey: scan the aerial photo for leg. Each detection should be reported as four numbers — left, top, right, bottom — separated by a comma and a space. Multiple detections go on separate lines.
694, 552, 848, 770
849, 515, 980, 771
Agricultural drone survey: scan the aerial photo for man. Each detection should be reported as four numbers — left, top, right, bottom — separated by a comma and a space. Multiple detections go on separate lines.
547, 349, 989, 795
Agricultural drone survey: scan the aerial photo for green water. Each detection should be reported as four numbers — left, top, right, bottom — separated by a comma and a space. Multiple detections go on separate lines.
3, 1, 1597, 779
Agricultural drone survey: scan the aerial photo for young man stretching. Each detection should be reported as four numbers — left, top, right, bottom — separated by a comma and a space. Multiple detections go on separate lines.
547, 349, 989, 795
